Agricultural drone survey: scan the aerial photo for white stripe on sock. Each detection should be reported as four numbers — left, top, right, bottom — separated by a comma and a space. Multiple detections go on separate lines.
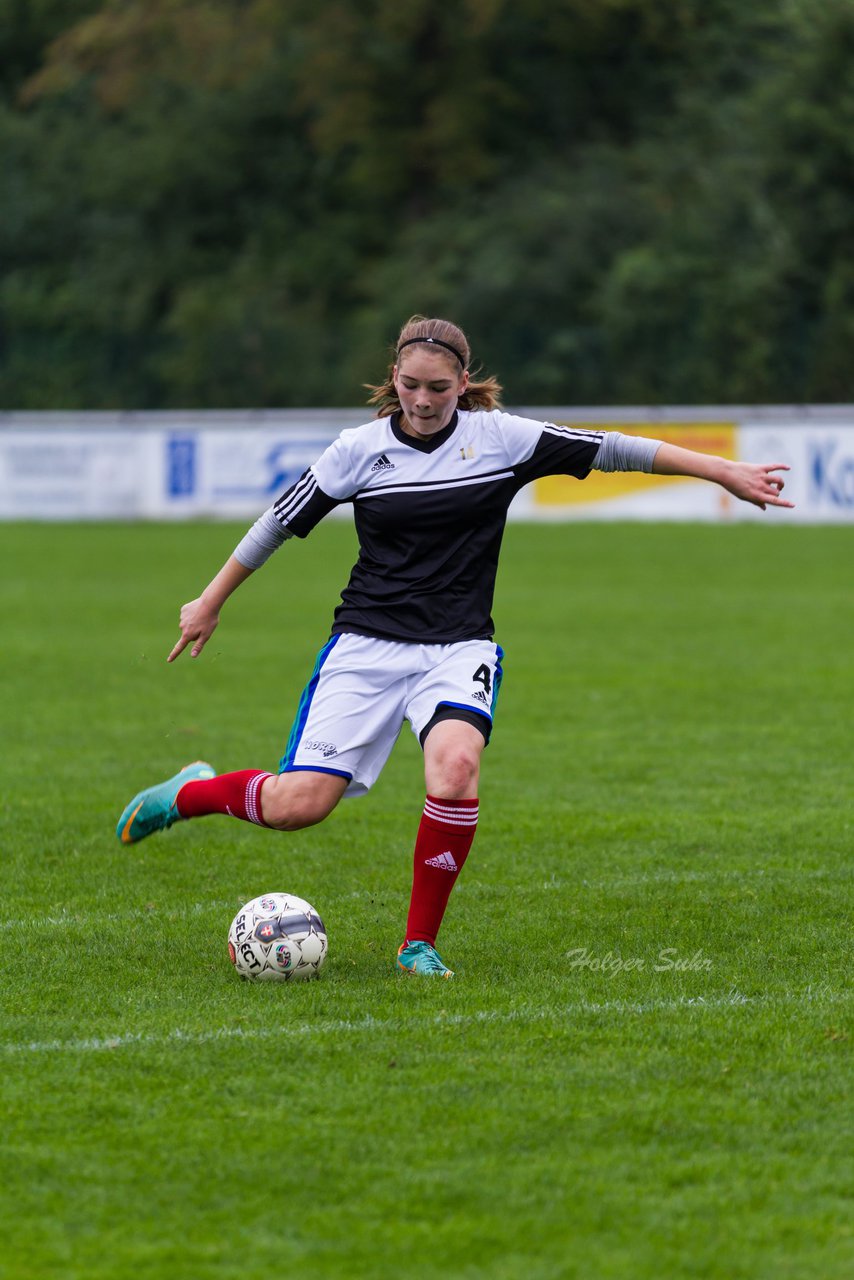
423, 799, 479, 828
245, 773, 273, 826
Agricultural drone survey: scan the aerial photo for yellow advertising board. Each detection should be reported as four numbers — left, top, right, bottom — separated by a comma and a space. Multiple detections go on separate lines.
534, 423, 737, 506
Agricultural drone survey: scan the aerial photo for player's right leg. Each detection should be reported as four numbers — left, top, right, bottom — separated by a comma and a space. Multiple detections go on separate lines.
257, 771, 348, 830
118, 633, 403, 845
117, 767, 346, 845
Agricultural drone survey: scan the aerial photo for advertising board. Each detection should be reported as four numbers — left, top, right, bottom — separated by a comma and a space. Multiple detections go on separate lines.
1, 408, 852, 522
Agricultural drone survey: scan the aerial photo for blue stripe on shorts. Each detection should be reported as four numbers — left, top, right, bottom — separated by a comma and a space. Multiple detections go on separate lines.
283, 764, 352, 781
491, 644, 504, 716
278, 634, 341, 774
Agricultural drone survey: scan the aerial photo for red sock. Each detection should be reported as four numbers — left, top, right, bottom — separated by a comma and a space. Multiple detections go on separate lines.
405, 795, 479, 947
175, 770, 274, 826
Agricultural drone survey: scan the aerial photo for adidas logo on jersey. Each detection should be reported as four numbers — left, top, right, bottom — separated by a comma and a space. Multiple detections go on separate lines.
472, 689, 489, 706
425, 851, 458, 871
371, 454, 395, 472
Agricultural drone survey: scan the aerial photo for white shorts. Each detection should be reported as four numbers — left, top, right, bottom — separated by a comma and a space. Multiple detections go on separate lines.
278, 633, 504, 797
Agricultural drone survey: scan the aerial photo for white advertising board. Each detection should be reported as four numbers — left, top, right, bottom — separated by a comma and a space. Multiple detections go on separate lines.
162, 426, 349, 519
739, 420, 854, 522
1, 407, 853, 522
0, 428, 159, 519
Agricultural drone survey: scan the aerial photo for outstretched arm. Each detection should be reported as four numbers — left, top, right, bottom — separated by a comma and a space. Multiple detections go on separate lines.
651, 443, 794, 511
168, 555, 255, 662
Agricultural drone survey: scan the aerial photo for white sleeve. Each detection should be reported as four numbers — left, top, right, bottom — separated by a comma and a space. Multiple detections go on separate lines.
493, 411, 553, 465
309, 433, 359, 501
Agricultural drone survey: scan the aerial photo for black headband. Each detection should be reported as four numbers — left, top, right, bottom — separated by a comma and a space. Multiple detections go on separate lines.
396, 336, 467, 368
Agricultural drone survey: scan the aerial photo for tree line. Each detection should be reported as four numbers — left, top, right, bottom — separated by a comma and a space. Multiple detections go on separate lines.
2, 0, 854, 409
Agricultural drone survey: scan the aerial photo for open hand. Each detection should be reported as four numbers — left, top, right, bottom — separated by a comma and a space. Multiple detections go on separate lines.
723, 462, 794, 510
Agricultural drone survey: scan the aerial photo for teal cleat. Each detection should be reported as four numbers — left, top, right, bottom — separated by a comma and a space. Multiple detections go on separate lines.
396, 940, 454, 978
117, 761, 215, 845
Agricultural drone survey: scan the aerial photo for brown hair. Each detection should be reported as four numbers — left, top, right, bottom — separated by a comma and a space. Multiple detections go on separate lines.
366, 315, 503, 416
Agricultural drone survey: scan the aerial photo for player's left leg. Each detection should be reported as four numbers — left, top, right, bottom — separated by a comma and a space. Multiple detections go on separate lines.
397, 717, 486, 978
397, 638, 502, 976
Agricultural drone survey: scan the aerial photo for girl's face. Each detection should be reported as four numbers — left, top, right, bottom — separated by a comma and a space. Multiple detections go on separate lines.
393, 348, 469, 439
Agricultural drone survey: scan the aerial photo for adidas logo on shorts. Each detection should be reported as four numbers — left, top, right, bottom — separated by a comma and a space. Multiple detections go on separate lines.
371, 453, 395, 472
425, 851, 458, 871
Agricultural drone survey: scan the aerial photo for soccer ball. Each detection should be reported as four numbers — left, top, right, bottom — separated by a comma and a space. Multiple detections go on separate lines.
228, 892, 328, 982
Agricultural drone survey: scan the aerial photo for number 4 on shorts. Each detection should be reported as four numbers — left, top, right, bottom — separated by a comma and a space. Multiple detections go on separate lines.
472, 664, 491, 694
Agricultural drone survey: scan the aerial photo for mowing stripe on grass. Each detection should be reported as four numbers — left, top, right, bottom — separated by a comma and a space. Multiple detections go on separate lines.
3, 985, 847, 1057
1, 867, 847, 931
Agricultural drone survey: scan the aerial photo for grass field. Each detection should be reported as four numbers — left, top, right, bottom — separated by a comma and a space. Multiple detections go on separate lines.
0, 518, 851, 1280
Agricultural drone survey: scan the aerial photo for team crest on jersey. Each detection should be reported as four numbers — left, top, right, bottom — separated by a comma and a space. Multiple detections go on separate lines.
370, 454, 395, 472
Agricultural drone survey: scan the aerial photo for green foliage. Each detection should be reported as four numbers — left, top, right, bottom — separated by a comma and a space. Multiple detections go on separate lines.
3, 0, 854, 406
0, 0, 101, 98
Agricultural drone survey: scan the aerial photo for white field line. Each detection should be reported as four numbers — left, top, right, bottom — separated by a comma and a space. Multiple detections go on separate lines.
0, 899, 243, 932
2, 986, 848, 1057
0, 891, 389, 933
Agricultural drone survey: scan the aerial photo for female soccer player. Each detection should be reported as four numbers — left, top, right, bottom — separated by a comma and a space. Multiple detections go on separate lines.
117, 315, 793, 977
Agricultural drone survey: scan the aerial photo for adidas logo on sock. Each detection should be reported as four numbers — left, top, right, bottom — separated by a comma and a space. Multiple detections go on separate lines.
371, 453, 395, 472
425, 851, 458, 871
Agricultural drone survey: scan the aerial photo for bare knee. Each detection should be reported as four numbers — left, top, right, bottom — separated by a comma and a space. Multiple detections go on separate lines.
260, 772, 347, 831
424, 722, 484, 799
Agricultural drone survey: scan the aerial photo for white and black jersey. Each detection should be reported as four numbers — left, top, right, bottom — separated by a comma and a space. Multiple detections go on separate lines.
234, 411, 659, 643
257, 409, 607, 644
